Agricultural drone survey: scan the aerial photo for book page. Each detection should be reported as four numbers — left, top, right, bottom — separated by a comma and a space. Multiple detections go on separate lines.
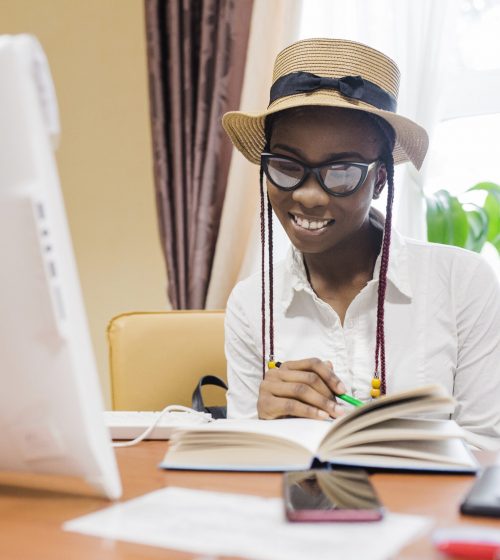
319, 384, 455, 449
163, 419, 333, 470
328, 438, 478, 472
323, 418, 464, 453
178, 418, 332, 453
330, 439, 474, 466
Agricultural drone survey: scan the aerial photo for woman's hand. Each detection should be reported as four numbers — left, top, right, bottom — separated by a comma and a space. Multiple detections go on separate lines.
257, 358, 346, 420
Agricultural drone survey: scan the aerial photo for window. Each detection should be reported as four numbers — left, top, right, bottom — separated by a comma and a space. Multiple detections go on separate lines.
426, 0, 500, 197
425, 0, 500, 271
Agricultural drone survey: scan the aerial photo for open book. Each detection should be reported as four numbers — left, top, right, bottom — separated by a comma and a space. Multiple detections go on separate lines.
160, 384, 478, 473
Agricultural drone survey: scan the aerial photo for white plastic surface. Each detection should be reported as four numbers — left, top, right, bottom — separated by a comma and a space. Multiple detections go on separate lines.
0, 35, 121, 499
104, 410, 213, 440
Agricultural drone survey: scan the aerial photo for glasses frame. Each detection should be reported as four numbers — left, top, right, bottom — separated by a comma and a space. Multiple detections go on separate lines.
261, 152, 380, 197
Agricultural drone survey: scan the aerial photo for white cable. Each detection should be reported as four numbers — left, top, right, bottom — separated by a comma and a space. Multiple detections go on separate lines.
111, 405, 213, 448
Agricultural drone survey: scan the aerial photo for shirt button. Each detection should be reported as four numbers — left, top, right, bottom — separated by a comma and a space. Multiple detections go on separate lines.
346, 319, 354, 329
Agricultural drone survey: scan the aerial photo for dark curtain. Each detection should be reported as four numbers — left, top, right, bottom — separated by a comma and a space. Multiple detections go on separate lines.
145, 0, 253, 309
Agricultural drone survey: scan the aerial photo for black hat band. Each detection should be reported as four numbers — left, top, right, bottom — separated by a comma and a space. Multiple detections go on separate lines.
269, 71, 397, 113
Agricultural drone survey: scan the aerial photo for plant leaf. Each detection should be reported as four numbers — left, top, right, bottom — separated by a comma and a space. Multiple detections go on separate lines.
427, 185, 500, 255
483, 193, 500, 244
467, 181, 500, 195
464, 205, 489, 252
426, 192, 448, 244
491, 233, 500, 255
465, 183, 500, 253
434, 190, 468, 247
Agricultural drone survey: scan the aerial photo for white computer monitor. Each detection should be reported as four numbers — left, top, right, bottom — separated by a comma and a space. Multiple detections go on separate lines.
0, 35, 121, 499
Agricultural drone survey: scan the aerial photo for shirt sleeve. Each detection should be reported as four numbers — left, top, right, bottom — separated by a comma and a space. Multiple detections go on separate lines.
224, 284, 263, 419
452, 256, 500, 450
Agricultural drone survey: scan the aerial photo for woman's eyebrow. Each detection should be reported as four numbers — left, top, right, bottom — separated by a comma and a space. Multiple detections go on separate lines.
271, 143, 367, 162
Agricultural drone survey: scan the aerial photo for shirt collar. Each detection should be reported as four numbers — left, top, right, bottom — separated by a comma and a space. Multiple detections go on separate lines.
281, 210, 413, 311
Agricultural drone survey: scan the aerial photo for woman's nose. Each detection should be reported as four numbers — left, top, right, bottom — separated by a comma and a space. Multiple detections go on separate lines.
291, 173, 331, 208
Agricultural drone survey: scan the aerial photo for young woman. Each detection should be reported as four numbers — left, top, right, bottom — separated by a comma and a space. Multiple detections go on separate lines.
222, 38, 500, 449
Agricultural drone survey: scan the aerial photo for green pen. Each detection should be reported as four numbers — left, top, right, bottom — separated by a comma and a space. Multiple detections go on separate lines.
267, 360, 364, 407
337, 393, 364, 407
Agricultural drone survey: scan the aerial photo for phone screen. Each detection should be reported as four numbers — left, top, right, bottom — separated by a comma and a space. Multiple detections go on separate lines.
460, 466, 500, 518
283, 468, 384, 522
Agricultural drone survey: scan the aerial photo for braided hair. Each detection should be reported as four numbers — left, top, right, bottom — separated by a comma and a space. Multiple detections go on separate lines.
365, 113, 396, 394
259, 108, 396, 395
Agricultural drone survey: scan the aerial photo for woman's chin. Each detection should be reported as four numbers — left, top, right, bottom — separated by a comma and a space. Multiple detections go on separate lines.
284, 216, 339, 253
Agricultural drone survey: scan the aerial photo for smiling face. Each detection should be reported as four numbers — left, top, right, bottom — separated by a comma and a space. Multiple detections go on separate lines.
266, 107, 388, 255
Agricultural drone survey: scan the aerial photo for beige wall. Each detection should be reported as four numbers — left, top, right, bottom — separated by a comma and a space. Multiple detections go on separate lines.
1, 0, 169, 405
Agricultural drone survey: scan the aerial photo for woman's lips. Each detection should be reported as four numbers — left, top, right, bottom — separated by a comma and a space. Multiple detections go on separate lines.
289, 213, 336, 233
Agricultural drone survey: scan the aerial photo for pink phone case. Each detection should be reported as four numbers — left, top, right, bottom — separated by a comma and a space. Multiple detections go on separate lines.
286, 508, 384, 522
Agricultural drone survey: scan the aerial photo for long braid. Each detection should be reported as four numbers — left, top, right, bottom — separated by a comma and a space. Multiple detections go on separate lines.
262, 117, 276, 373
375, 156, 394, 394
368, 114, 396, 395
259, 164, 266, 377
267, 194, 275, 362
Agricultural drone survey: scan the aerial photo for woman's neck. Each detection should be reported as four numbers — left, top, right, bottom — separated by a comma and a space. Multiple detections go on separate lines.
303, 219, 382, 290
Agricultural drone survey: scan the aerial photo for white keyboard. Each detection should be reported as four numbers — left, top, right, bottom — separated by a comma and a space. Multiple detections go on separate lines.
103, 410, 212, 440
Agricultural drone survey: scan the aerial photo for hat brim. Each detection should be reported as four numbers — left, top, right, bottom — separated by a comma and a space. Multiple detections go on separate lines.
222, 91, 429, 170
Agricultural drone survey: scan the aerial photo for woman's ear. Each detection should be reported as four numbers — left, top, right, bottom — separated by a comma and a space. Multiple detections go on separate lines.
372, 163, 387, 199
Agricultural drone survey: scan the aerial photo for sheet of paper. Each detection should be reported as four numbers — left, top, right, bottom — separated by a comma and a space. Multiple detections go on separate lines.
64, 487, 432, 560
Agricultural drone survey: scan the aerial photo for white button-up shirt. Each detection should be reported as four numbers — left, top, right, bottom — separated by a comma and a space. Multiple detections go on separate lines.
225, 227, 500, 450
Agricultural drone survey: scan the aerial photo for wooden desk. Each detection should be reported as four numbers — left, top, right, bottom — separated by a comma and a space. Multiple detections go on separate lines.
0, 443, 498, 560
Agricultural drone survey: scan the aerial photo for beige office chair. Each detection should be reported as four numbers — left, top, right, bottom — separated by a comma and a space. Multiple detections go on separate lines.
107, 310, 227, 410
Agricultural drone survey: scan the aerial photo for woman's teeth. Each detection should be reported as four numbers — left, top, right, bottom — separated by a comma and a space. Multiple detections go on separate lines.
293, 215, 333, 230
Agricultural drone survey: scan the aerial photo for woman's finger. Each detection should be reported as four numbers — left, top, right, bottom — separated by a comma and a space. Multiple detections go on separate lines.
258, 395, 330, 420
281, 357, 346, 395
275, 368, 333, 400
259, 378, 344, 419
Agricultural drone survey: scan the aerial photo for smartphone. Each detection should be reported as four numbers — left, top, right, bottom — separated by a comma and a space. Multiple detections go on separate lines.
460, 466, 500, 518
283, 468, 384, 522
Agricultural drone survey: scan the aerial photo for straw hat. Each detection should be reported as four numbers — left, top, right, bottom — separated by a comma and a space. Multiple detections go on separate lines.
222, 38, 428, 170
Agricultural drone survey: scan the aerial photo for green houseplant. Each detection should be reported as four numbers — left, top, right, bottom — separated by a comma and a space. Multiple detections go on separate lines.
426, 182, 500, 255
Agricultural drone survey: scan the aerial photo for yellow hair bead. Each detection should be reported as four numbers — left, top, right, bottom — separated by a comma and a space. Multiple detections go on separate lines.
371, 378, 381, 389
371, 388, 381, 398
